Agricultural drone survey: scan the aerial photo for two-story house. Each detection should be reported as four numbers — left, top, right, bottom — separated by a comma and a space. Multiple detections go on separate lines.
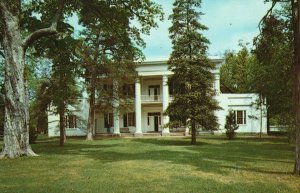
48, 59, 267, 137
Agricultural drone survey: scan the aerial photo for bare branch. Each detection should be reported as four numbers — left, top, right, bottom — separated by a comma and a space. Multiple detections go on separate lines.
259, 0, 277, 32
22, 0, 66, 51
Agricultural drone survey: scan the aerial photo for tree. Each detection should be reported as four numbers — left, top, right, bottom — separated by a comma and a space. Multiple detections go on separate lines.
77, 0, 162, 140
259, 0, 300, 174
167, 0, 220, 145
224, 110, 239, 140
291, 0, 300, 175
0, 0, 67, 158
0, 0, 162, 157
44, 33, 81, 146
0, 55, 4, 137
220, 46, 255, 93
253, 8, 293, 134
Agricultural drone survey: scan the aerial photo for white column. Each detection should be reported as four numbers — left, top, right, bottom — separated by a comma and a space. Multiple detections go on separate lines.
162, 75, 170, 136
113, 80, 120, 135
134, 78, 143, 136
215, 73, 220, 94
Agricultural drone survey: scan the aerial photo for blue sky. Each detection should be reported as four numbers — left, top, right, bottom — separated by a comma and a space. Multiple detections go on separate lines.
142, 0, 272, 60
69, 0, 272, 61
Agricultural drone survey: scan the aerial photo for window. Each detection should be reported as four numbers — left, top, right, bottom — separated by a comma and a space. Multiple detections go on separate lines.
128, 113, 135, 126
104, 113, 114, 128
123, 112, 136, 127
148, 85, 160, 96
234, 110, 246, 125
103, 84, 113, 96
123, 84, 135, 97
65, 115, 78, 128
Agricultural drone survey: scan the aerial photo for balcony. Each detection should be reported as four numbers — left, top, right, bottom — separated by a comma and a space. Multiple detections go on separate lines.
141, 95, 174, 103
141, 95, 161, 103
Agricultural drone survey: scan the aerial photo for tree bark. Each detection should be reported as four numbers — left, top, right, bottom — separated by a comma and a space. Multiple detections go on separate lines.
267, 107, 270, 135
191, 120, 196, 145
86, 78, 95, 141
292, 0, 300, 175
0, 0, 65, 158
59, 108, 66, 146
0, 2, 37, 158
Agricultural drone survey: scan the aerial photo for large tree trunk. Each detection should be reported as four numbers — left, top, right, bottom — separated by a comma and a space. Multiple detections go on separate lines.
191, 120, 196, 145
266, 110, 270, 135
292, 0, 300, 175
0, 2, 37, 158
86, 80, 95, 141
59, 108, 66, 146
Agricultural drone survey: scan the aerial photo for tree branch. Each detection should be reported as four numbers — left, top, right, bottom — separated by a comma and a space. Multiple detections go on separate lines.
259, 0, 277, 32
0, 49, 4, 58
0, 92, 4, 102
22, 0, 66, 51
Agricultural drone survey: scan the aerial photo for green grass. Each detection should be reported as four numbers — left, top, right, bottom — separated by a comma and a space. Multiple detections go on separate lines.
0, 135, 299, 193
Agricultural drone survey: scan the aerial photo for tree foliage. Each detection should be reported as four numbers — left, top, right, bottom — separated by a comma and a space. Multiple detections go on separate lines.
253, 3, 294, 126
220, 46, 255, 93
76, 0, 162, 140
224, 110, 239, 140
220, 3, 293, 128
167, 0, 220, 145
0, 0, 163, 157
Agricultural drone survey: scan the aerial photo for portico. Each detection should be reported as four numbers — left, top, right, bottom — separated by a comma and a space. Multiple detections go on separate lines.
133, 75, 171, 136
48, 59, 268, 137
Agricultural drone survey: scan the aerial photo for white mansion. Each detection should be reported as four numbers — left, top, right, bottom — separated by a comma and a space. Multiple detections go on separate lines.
48, 59, 267, 137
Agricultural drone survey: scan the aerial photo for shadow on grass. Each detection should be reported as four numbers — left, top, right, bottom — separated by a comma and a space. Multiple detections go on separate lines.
29, 135, 295, 177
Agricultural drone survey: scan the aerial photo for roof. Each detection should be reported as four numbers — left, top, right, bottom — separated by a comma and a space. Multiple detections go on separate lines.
137, 58, 225, 66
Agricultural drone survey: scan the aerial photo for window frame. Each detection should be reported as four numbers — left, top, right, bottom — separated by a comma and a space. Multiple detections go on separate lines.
123, 112, 136, 127
234, 110, 247, 125
65, 115, 78, 129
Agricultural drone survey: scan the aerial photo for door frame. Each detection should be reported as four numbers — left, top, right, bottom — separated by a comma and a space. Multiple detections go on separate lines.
148, 112, 161, 132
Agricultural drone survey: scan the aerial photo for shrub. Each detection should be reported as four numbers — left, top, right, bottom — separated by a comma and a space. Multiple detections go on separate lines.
225, 110, 239, 140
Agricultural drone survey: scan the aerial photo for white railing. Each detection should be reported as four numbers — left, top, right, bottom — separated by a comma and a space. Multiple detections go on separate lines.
140, 95, 174, 102
141, 95, 161, 102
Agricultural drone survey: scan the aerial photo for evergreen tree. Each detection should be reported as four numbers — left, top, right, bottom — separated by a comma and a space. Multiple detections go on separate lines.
224, 110, 239, 140
167, 0, 220, 145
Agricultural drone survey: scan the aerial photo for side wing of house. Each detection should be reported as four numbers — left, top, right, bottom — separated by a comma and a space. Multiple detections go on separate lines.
48, 98, 89, 137
215, 93, 267, 133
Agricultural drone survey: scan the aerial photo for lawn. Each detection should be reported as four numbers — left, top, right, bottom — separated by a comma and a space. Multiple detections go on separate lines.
0, 135, 299, 193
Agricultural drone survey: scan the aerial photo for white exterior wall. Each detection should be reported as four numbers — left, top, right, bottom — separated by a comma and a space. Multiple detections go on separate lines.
48, 98, 89, 137
215, 94, 267, 133
48, 59, 268, 136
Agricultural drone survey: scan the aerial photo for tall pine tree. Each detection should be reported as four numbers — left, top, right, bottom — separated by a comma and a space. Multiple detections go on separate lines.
167, 0, 220, 145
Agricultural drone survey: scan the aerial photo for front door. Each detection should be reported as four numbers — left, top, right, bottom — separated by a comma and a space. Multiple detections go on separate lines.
148, 112, 161, 132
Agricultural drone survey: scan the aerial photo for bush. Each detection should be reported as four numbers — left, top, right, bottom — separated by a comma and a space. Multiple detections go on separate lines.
225, 110, 239, 140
